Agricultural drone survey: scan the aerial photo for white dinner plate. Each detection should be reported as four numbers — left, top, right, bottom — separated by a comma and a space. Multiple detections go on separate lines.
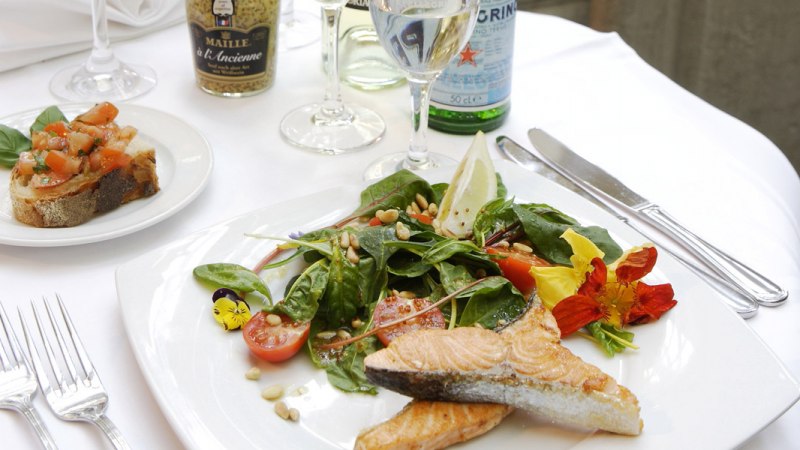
0, 103, 213, 247
116, 160, 799, 450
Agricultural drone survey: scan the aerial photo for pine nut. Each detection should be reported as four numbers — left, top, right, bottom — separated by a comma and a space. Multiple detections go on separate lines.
410, 202, 422, 215
337, 329, 352, 340
266, 314, 282, 326
339, 231, 350, 249
245, 367, 261, 380
351, 318, 364, 328
415, 193, 429, 210
377, 209, 399, 223
395, 222, 410, 241
346, 246, 360, 264
428, 203, 438, 216
262, 385, 284, 401
316, 331, 336, 340
406, 205, 414, 214
349, 234, 360, 250
398, 291, 416, 299
288, 408, 300, 421
512, 242, 534, 253
274, 400, 290, 419
497, 240, 510, 248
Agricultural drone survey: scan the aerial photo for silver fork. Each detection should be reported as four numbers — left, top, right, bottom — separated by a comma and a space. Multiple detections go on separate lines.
20, 295, 130, 450
0, 303, 58, 450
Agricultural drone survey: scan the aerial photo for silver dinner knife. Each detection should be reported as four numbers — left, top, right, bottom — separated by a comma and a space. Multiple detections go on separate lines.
497, 135, 759, 318
527, 128, 788, 308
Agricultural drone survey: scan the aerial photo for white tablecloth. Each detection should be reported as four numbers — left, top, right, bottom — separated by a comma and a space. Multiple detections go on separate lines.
0, 11, 798, 449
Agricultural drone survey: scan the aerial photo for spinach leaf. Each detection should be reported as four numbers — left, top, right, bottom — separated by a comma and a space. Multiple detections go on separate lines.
430, 182, 448, 205
496, 173, 508, 199
459, 278, 527, 328
422, 239, 482, 264
586, 321, 636, 356
514, 204, 622, 265
438, 262, 476, 293
356, 255, 385, 307
270, 259, 329, 322
0, 124, 31, 168
472, 197, 517, 247
193, 263, 272, 300
350, 169, 434, 218
387, 252, 433, 278
30, 106, 67, 134
322, 243, 362, 327
307, 321, 379, 394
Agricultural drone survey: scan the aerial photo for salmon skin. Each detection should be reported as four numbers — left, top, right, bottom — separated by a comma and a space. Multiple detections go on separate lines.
363, 301, 642, 437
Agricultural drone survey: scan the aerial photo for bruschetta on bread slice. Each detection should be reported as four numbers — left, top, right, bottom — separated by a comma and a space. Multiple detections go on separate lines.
9, 102, 159, 228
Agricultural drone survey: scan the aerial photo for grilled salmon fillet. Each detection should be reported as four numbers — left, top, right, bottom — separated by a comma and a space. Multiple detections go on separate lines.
363, 302, 642, 437
354, 400, 512, 450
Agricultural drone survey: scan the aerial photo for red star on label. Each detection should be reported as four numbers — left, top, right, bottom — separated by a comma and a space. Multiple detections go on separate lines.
457, 43, 480, 67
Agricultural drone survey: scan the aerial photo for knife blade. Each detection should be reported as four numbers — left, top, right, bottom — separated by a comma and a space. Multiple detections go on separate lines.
497, 135, 759, 318
527, 128, 787, 308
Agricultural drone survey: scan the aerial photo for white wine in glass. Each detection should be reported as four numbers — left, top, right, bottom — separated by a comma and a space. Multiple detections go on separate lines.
50, 0, 156, 101
280, 0, 385, 154
363, 0, 478, 180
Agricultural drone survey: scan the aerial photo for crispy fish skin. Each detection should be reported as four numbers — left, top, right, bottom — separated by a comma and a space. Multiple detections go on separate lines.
363, 305, 642, 436
354, 400, 512, 450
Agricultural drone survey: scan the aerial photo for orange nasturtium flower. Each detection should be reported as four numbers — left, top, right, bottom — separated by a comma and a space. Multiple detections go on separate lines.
529, 228, 677, 337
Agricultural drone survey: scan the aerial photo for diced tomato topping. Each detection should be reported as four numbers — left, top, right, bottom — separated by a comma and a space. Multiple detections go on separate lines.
67, 132, 95, 156
43, 121, 69, 137
486, 246, 551, 297
368, 216, 382, 226
44, 150, 82, 175
74, 102, 119, 126
89, 147, 131, 174
16, 152, 36, 175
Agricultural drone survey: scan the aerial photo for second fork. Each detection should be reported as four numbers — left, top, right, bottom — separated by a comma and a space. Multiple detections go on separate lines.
20, 295, 130, 450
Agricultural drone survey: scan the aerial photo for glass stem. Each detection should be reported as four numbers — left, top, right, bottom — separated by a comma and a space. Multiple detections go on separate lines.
319, 5, 346, 119
406, 75, 435, 167
86, 0, 119, 73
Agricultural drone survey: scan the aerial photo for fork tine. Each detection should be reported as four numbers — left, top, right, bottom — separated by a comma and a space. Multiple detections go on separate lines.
55, 294, 97, 381
18, 307, 53, 395
44, 296, 80, 385
31, 301, 68, 393
1, 303, 28, 368
0, 303, 14, 369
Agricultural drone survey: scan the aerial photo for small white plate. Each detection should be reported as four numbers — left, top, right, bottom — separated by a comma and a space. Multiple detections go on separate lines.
0, 103, 213, 247
116, 160, 799, 450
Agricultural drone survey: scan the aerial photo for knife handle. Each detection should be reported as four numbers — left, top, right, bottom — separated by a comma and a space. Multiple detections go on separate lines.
640, 205, 788, 306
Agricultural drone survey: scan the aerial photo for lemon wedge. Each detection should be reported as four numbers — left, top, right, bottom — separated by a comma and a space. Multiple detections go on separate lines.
437, 131, 497, 239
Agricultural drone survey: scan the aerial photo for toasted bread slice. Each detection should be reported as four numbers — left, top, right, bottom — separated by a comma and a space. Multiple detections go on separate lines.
10, 135, 159, 228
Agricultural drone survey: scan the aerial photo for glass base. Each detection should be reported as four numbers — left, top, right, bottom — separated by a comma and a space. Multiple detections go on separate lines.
279, 10, 320, 51
363, 151, 457, 180
280, 103, 385, 155
50, 60, 157, 102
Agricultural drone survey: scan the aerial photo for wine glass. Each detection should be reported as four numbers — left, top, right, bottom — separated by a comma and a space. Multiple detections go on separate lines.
50, 0, 156, 101
363, 0, 479, 180
279, 0, 320, 51
280, 0, 385, 154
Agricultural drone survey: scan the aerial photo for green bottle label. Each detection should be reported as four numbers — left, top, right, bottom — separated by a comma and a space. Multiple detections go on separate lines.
430, 0, 516, 112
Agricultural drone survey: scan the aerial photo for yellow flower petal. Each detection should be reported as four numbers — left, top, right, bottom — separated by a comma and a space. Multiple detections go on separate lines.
529, 265, 583, 310
561, 228, 605, 273
212, 298, 252, 331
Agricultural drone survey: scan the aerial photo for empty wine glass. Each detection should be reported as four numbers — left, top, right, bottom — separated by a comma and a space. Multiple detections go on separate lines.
280, 0, 385, 154
279, 0, 320, 51
363, 0, 479, 180
50, 0, 156, 101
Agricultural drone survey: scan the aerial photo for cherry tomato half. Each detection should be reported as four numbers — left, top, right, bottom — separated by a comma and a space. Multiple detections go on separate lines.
372, 296, 445, 346
242, 312, 310, 363
486, 246, 551, 297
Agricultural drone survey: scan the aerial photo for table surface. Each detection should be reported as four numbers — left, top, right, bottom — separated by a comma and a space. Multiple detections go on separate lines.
1, 11, 798, 450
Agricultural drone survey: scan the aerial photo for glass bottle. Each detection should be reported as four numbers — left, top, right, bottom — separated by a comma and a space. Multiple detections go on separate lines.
186, 0, 279, 97
428, 0, 516, 134
337, 0, 405, 90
